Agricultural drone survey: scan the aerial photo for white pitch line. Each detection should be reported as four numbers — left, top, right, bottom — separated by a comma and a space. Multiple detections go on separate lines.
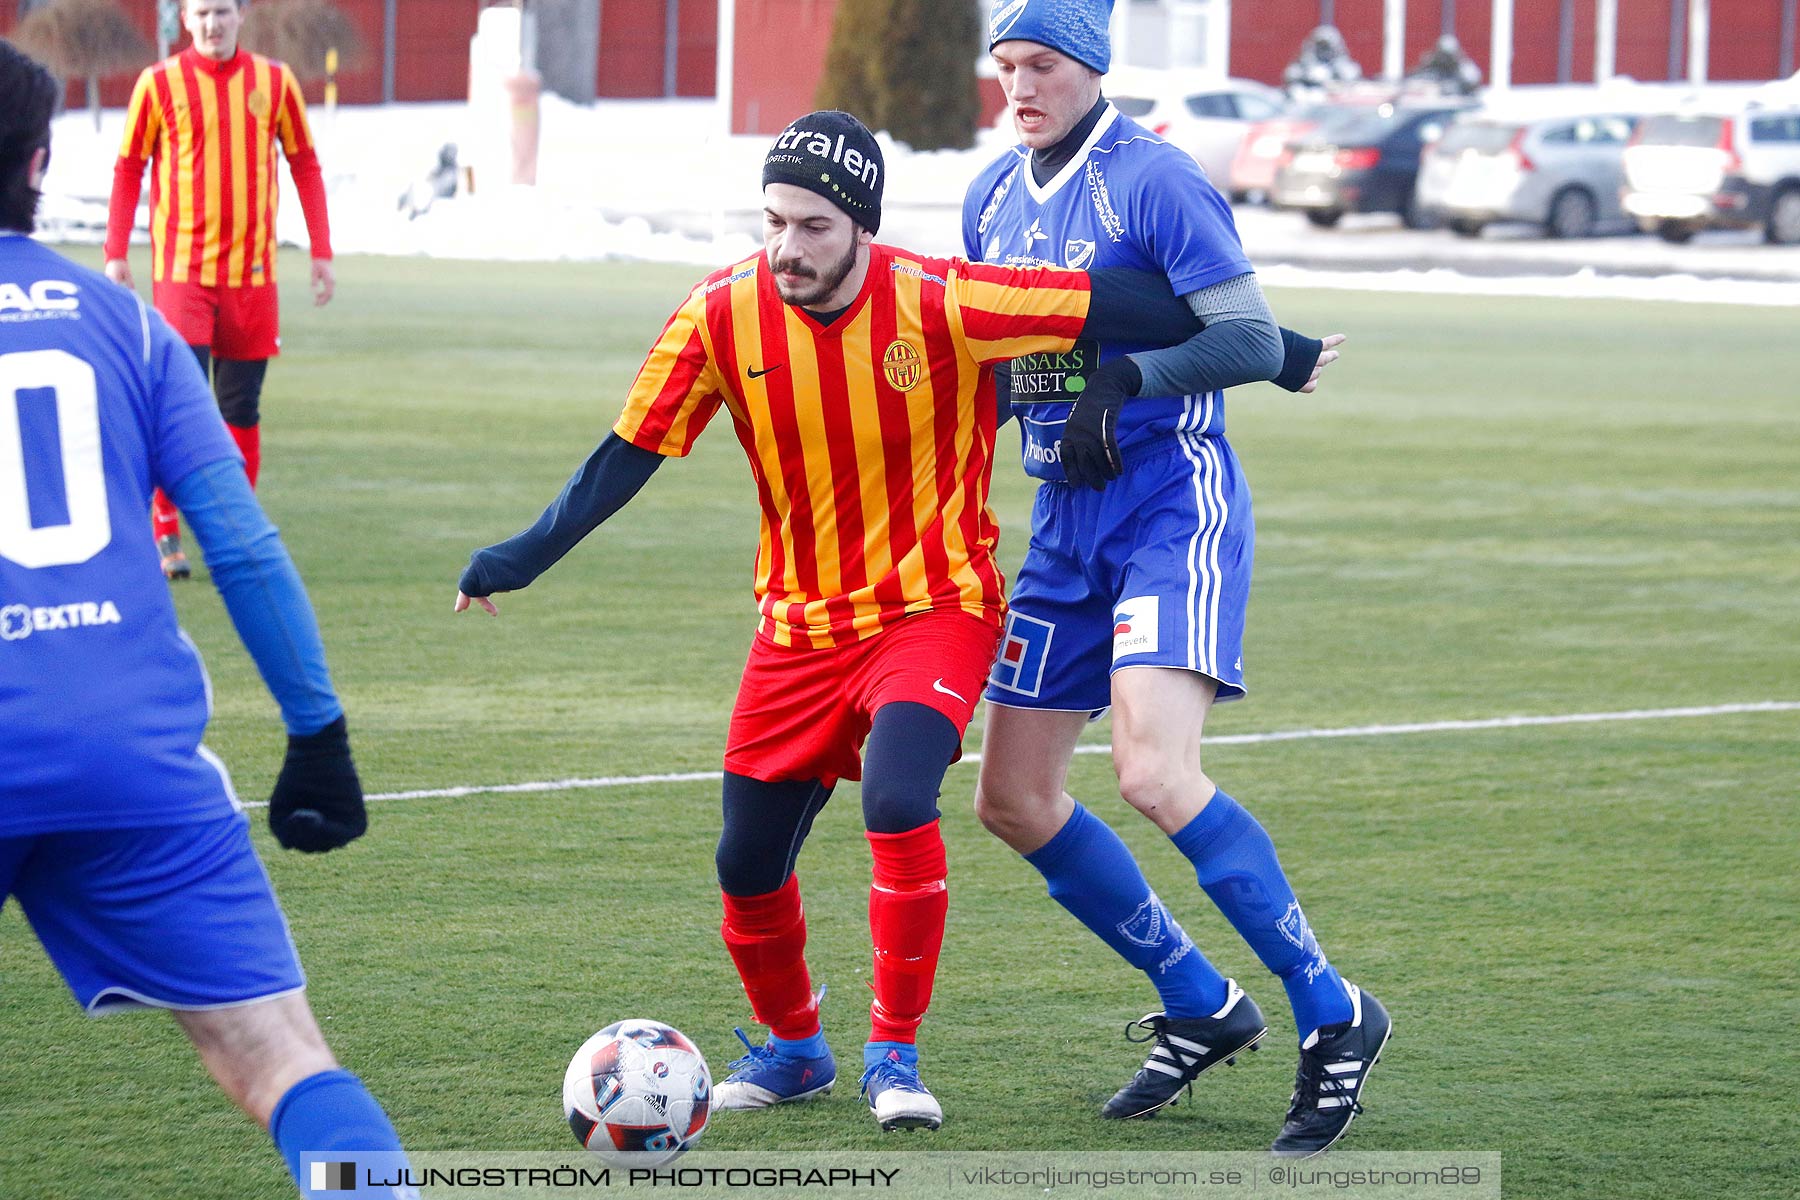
242, 699, 1800, 810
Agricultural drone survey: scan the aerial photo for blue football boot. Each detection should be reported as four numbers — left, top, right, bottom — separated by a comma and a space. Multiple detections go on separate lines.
859, 1048, 943, 1132
712, 1027, 836, 1109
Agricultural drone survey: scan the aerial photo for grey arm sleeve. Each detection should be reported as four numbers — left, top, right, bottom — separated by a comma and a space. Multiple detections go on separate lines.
1126, 272, 1284, 399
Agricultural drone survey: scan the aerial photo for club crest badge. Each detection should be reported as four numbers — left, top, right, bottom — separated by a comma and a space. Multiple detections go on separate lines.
882, 339, 923, 391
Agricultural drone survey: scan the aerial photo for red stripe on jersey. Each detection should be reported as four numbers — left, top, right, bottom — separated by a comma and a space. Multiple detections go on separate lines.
958, 303, 1085, 347
915, 278, 954, 603
705, 271, 743, 386
179, 56, 209, 284
280, 69, 312, 155
865, 270, 915, 613
213, 68, 236, 288
808, 325, 865, 647
637, 325, 710, 449
152, 66, 178, 283
752, 277, 823, 642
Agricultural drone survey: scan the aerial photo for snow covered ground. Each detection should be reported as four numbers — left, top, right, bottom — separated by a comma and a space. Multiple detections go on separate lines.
37, 93, 1800, 307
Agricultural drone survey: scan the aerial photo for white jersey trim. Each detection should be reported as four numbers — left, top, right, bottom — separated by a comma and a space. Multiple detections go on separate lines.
86, 982, 307, 1017
1023, 103, 1122, 206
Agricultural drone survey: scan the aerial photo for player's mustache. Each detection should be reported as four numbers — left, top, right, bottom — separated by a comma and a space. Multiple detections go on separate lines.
771, 259, 816, 279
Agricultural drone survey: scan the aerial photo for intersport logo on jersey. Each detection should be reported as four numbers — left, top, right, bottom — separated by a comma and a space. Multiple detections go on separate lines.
0, 600, 123, 641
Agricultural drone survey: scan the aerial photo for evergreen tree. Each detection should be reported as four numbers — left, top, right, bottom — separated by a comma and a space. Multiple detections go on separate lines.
816, 0, 980, 152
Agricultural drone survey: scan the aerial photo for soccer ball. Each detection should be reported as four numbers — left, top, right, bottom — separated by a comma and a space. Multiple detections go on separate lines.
563, 1019, 712, 1165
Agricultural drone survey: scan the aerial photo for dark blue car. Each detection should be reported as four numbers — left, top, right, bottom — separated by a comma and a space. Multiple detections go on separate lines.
1273, 103, 1471, 228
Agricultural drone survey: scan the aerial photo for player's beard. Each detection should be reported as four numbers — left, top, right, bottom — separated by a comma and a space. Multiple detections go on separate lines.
772, 236, 860, 309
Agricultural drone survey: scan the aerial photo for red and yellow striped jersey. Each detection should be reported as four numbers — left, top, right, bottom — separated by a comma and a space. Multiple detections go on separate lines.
614, 244, 1090, 650
112, 48, 329, 287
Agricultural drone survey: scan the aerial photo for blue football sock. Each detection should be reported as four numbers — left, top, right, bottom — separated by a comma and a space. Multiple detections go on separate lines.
1170, 791, 1353, 1041
269, 1069, 408, 1198
769, 1029, 830, 1059
1025, 803, 1228, 1019
863, 1040, 918, 1071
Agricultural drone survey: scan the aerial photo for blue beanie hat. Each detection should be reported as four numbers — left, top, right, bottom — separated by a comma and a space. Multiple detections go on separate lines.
988, 0, 1115, 75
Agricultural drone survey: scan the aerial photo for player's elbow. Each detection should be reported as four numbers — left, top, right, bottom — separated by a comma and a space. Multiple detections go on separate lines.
1244, 319, 1284, 382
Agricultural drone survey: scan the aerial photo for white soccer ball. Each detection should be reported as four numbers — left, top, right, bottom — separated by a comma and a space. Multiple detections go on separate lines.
562, 1019, 712, 1165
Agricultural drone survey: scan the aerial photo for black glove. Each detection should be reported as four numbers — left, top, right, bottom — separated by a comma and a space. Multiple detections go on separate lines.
1060, 356, 1141, 491
268, 715, 368, 852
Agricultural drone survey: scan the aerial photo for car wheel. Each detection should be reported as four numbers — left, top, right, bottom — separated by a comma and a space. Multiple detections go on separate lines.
1656, 221, 1697, 244
1766, 186, 1800, 245
1546, 187, 1597, 239
1448, 218, 1485, 238
1399, 189, 1438, 230
1305, 209, 1344, 228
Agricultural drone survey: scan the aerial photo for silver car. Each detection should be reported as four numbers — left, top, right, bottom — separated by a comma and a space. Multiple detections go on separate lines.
1106, 68, 1290, 187
1417, 112, 1639, 238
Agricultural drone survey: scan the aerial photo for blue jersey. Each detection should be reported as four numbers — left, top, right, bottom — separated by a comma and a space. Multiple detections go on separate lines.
963, 105, 1252, 481
0, 234, 241, 836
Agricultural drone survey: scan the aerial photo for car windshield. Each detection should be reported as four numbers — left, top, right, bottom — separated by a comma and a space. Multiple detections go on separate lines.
1112, 95, 1157, 118
1435, 121, 1521, 154
1637, 114, 1724, 147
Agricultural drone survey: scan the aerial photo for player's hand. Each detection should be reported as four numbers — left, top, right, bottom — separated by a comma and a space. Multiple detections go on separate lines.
1299, 333, 1346, 395
1060, 357, 1140, 492
268, 715, 367, 852
103, 258, 134, 289
454, 591, 498, 615
311, 258, 335, 306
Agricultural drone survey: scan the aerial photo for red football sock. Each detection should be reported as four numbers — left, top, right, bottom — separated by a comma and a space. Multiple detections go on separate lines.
150, 488, 179, 541
720, 875, 820, 1040
227, 422, 261, 488
867, 820, 949, 1045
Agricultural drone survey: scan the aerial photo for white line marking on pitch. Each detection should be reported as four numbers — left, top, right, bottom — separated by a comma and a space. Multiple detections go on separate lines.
238, 700, 1800, 810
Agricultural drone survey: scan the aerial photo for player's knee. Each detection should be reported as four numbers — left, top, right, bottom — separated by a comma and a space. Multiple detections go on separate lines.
860, 775, 939, 836
1111, 739, 1198, 814
715, 840, 789, 898
972, 776, 1042, 847
180, 995, 337, 1124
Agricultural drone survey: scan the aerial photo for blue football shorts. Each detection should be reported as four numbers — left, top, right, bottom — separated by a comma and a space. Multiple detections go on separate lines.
1, 811, 306, 1014
987, 436, 1254, 713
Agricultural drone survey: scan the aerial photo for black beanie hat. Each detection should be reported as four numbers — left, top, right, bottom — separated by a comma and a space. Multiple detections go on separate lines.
762, 110, 883, 234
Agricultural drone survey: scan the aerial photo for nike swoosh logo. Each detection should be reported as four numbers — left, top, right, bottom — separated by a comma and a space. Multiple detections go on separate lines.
747, 364, 784, 379
932, 679, 968, 704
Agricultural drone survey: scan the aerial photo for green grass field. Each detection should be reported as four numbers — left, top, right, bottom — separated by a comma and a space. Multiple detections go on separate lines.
3, 248, 1797, 1199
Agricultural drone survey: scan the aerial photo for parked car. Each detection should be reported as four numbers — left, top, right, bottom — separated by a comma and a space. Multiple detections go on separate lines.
1229, 104, 1368, 202
1416, 112, 1640, 238
1106, 68, 1289, 185
1620, 106, 1800, 243
1229, 85, 1436, 202
1272, 103, 1469, 227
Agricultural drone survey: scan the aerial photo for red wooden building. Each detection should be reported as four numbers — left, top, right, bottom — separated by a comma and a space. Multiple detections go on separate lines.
4, 1, 1793, 127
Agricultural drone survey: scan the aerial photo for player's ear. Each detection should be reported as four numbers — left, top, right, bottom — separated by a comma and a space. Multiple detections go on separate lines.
27, 145, 48, 189
856, 224, 876, 247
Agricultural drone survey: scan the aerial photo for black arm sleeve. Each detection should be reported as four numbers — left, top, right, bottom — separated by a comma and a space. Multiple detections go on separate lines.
1085, 268, 1202, 345
459, 434, 665, 597
1087, 269, 1323, 394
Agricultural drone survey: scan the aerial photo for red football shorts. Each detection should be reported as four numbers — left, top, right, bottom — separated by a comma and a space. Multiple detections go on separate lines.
153, 281, 280, 359
724, 610, 1002, 788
